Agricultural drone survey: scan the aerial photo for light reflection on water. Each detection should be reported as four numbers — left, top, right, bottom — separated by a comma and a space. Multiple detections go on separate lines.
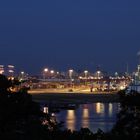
82, 106, 89, 128
66, 110, 76, 130
55, 103, 120, 133
95, 103, 105, 115
109, 103, 113, 116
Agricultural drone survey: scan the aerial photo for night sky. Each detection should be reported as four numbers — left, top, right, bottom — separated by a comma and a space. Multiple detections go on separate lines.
0, 0, 140, 74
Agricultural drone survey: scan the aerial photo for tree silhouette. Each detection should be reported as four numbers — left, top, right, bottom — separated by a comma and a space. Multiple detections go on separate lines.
0, 74, 11, 92
0, 75, 56, 140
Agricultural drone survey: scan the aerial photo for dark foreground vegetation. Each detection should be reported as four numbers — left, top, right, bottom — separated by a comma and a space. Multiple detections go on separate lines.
1, 74, 140, 140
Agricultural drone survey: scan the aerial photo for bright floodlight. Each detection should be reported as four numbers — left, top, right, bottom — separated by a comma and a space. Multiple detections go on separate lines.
84, 70, 88, 78
69, 69, 73, 79
69, 69, 73, 73
84, 70, 88, 74
21, 71, 24, 74
97, 71, 101, 74
44, 68, 48, 72
50, 70, 54, 74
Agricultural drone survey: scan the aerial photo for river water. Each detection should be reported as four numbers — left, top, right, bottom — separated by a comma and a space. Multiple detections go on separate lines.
54, 103, 120, 133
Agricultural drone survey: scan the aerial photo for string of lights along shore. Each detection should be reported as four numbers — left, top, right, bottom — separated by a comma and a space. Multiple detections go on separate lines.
1, 60, 140, 92
2, 49, 140, 92
0, 63, 134, 92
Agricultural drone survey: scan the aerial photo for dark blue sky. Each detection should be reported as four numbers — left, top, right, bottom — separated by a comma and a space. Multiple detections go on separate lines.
0, 0, 140, 74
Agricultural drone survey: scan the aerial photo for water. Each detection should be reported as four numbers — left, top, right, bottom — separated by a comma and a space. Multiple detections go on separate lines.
54, 103, 120, 133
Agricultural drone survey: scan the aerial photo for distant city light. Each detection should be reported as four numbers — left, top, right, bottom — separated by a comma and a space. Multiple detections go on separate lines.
84, 70, 88, 77
50, 70, 54, 74
8, 65, 15, 68
21, 71, 25, 74
69, 69, 73, 79
97, 71, 101, 74
0, 65, 4, 74
44, 68, 48, 72
9, 70, 14, 73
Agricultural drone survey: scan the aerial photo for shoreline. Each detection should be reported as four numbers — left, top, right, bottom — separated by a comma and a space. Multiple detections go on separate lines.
29, 89, 117, 95
30, 92, 120, 104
